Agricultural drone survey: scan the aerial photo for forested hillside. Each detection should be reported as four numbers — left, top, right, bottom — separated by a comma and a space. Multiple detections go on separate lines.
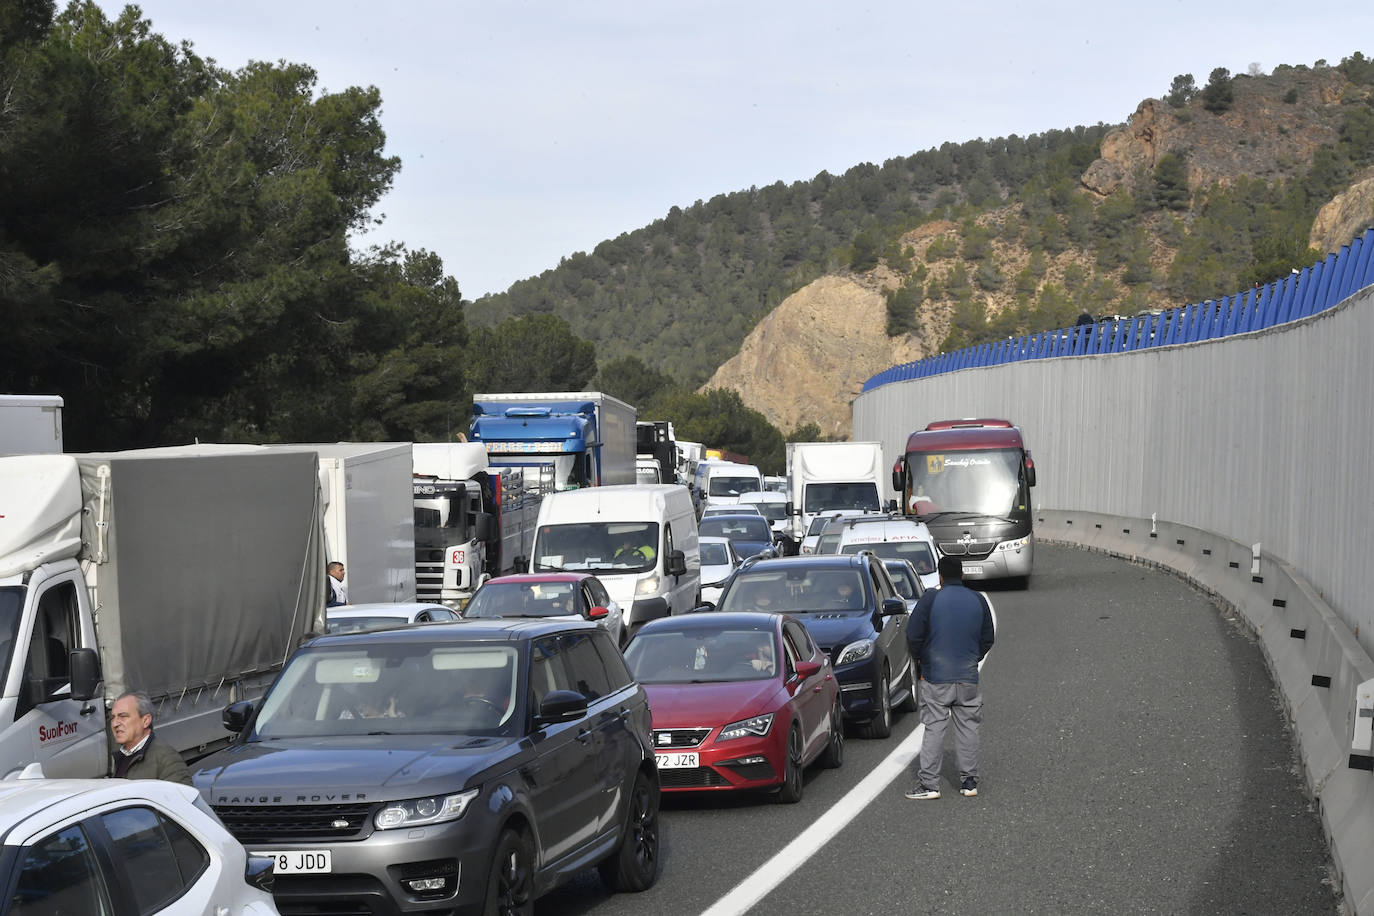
467, 126, 1112, 384
473, 57, 1374, 398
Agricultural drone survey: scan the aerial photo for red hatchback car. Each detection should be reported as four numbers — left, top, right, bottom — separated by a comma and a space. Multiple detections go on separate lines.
623, 611, 843, 803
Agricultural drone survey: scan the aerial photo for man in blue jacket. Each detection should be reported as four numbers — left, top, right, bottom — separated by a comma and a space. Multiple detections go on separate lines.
905, 556, 995, 799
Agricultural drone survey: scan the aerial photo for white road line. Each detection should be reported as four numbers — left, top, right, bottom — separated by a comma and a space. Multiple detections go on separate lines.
698, 723, 926, 916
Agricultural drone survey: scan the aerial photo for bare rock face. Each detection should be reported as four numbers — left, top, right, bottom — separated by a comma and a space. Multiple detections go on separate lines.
1083, 99, 1168, 195
702, 275, 925, 439
1310, 172, 1374, 255
1082, 69, 1347, 197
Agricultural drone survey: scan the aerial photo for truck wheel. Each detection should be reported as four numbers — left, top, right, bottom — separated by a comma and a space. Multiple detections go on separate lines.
484, 828, 534, 916
598, 769, 660, 892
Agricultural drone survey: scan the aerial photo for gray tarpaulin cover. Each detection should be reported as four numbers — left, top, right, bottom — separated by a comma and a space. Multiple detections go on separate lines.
75, 446, 326, 700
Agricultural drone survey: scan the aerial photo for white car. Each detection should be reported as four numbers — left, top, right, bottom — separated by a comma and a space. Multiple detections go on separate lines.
799, 510, 874, 554
833, 515, 940, 590
325, 602, 461, 634
0, 771, 278, 914
698, 535, 742, 605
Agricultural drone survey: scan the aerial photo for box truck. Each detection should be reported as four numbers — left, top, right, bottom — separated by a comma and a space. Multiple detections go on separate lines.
310, 443, 417, 605
787, 441, 891, 541
0, 446, 326, 778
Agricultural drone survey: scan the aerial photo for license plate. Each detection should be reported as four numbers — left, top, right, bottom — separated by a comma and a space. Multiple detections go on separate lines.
963, 565, 984, 575
253, 851, 332, 874
655, 752, 699, 769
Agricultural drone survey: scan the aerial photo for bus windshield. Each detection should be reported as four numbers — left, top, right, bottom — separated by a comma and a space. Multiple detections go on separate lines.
907, 448, 1023, 517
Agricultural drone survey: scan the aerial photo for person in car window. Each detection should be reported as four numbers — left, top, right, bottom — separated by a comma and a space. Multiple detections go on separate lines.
749, 636, 776, 674
110, 691, 192, 785
614, 532, 655, 564
904, 556, 995, 801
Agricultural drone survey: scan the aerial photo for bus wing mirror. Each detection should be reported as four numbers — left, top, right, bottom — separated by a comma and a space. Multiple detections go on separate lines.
1024, 453, 1037, 488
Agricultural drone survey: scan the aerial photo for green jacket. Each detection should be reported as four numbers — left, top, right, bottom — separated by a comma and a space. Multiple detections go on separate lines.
112, 733, 192, 786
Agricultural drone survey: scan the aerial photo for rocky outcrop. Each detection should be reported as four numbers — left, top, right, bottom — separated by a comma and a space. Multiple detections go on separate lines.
702, 275, 926, 439
1310, 172, 1374, 255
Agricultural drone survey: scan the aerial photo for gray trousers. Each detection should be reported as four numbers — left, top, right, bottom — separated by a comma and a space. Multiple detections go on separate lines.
917, 680, 983, 789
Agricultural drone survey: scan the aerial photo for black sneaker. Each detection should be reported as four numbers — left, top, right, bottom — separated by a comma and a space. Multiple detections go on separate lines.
959, 778, 978, 797
905, 785, 940, 800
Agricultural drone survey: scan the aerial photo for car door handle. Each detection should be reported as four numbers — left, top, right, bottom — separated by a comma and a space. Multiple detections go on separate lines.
615, 706, 631, 721
576, 727, 593, 744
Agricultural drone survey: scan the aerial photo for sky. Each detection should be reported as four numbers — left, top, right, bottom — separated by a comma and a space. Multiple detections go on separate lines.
92, 1, 1374, 300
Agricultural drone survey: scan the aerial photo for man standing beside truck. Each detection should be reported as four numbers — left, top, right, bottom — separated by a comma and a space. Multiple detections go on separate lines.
110, 692, 191, 785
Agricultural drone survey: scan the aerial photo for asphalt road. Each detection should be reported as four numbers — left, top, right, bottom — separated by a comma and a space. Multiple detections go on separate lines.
537, 543, 1340, 915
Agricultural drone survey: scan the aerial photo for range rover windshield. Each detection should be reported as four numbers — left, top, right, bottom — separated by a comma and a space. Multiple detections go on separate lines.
252, 644, 521, 739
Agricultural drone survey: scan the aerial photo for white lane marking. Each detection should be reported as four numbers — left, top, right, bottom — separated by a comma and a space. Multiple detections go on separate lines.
699, 722, 926, 916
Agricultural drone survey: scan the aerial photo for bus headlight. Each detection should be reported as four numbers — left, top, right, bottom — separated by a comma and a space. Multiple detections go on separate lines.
996, 535, 1030, 552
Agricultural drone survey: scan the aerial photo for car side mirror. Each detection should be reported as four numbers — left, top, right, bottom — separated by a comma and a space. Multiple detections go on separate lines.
535, 689, 588, 726
794, 659, 822, 680
69, 647, 101, 701
880, 597, 906, 617
223, 699, 256, 733
586, 604, 610, 621
245, 855, 275, 893
666, 549, 687, 577
691, 601, 715, 613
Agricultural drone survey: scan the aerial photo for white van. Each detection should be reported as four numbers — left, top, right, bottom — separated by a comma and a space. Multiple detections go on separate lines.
833, 515, 940, 590
527, 484, 701, 633
694, 460, 764, 512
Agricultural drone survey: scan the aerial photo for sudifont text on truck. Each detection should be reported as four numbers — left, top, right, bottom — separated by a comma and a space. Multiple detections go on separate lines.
891, 419, 1036, 586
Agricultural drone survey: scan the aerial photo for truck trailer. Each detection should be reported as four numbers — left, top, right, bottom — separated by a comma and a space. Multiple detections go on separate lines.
310, 442, 417, 606
0, 446, 327, 778
0, 395, 63, 455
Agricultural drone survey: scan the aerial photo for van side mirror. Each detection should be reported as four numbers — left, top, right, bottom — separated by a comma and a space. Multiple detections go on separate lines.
513, 555, 529, 574
69, 648, 101, 701
666, 549, 687, 577
786, 501, 795, 516
884, 499, 898, 513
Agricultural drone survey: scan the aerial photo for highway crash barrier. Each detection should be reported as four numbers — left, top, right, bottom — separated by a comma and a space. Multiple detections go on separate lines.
1036, 509, 1374, 916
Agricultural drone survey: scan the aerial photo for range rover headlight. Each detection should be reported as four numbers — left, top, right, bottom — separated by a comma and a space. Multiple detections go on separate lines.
374, 788, 478, 830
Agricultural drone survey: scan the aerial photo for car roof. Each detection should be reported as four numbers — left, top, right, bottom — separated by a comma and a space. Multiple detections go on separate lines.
483, 573, 592, 585
304, 617, 598, 648
739, 554, 867, 572
635, 611, 784, 635
0, 778, 201, 846
327, 603, 453, 618
702, 513, 771, 523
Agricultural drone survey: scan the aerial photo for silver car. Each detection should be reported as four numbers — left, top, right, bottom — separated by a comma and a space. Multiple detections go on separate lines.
698, 535, 742, 605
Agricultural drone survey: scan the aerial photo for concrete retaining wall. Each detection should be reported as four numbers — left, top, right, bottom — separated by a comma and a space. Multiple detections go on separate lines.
853, 284, 1374, 913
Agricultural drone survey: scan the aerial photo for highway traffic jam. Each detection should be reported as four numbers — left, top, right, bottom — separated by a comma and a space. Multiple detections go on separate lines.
0, 394, 1036, 915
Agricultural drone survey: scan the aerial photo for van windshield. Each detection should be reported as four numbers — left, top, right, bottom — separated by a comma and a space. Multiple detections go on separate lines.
532, 522, 659, 574
709, 476, 760, 497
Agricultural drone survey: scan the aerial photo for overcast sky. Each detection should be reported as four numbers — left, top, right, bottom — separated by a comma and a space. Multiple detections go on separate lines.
94, 1, 1374, 299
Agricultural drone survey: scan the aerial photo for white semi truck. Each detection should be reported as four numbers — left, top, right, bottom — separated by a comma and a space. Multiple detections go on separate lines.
0, 446, 327, 778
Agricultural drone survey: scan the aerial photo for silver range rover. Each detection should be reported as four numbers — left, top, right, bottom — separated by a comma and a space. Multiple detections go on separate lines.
193, 618, 660, 915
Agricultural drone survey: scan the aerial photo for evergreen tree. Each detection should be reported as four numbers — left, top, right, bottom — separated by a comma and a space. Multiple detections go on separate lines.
1202, 68, 1234, 113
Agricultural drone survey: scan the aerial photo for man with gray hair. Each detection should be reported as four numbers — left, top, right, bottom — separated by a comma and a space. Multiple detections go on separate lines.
110, 691, 192, 785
